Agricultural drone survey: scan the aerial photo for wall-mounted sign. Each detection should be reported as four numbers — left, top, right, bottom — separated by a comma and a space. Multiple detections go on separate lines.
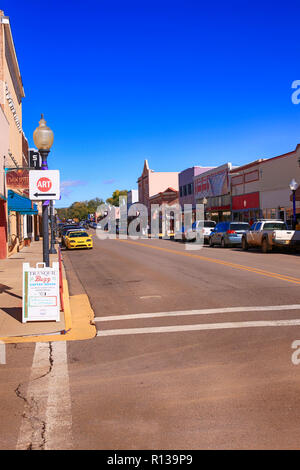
22, 262, 60, 323
6, 169, 29, 190
29, 149, 42, 169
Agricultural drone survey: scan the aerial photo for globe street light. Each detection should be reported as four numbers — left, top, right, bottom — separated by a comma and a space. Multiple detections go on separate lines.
33, 115, 54, 267
289, 178, 298, 229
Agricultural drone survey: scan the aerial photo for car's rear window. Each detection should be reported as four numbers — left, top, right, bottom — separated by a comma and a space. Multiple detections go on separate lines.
204, 221, 216, 227
263, 223, 286, 230
229, 223, 250, 230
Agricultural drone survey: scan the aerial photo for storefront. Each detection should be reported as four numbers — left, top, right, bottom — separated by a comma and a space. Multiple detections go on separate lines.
0, 197, 7, 259
231, 192, 261, 224
7, 190, 38, 252
194, 163, 232, 222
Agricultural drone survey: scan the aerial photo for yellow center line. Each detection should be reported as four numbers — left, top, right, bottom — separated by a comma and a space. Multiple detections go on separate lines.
117, 239, 300, 285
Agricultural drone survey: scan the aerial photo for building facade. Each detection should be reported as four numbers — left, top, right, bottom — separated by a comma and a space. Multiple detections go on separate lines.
149, 187, 179, 234
179, 166, 214, 211
0, 10, 27, 256
127, 189, 138, 208
231, 145, 300, 225
137, 160, 179, 214
194, 163, 233, 222
0, 104, 9, 258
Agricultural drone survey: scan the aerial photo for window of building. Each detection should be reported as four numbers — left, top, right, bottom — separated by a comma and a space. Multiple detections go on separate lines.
231, 175, 244, 186
244, 170, 259, 183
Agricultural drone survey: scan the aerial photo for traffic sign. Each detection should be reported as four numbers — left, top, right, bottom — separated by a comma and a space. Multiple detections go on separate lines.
29, 170, 60, 200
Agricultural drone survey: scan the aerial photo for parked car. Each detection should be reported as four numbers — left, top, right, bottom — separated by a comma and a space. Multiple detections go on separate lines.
65, 231, 93, 250
176, 220, 216, 242
209, 221, 251, 247
241, 219, 300, 253
61, 226, 84, 246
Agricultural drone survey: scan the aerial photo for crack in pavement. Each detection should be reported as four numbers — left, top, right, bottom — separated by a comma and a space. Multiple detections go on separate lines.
15, 342, 52, 450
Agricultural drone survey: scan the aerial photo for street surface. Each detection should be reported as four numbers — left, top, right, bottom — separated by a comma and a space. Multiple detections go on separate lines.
2, 235, 300, 449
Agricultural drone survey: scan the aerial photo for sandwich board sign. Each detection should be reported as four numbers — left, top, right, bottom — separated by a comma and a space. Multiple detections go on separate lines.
29, 170, 60, 200
22, 262, 60, 323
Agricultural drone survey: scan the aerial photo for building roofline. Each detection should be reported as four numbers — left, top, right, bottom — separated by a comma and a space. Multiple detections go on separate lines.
1, 13, 25, 99
231, 144, 300, 173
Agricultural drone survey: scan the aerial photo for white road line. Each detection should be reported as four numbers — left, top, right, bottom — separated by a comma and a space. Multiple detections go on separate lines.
139, 295, 162, 299
94, 304, 300, 323
16, 342, 49, 450
16, 342, 73, 450
97, 319, 300, 337
45, 342, 73, 450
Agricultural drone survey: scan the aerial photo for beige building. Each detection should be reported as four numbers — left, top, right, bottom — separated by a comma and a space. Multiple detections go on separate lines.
137, 160, 179, 213
0, 10, 26, 256
0, 104, 9, 258
231, 144, 300, 225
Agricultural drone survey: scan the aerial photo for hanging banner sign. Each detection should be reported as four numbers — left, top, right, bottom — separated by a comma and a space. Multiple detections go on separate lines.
22, 262, 60, 323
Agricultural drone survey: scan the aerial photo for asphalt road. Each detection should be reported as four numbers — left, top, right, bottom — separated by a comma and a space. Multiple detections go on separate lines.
2, 235, 300, 450
64, 235, 300, 449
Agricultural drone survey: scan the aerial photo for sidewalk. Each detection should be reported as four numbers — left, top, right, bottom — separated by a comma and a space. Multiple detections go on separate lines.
0, 240, 96, 343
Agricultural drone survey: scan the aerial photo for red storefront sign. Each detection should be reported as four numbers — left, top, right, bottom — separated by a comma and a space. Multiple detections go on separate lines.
232, 192, 260, 211
6, 170, 29, 190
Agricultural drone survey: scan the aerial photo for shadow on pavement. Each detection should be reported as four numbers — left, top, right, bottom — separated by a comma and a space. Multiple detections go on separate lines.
1, 307, 22, 322
0, 284, 22, 300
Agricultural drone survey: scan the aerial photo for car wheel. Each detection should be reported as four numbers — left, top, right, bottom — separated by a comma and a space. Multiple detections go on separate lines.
262, 238, 271, 253
242, 237, 248, 251
221, 238, 226, 248
209, 237, 214, 247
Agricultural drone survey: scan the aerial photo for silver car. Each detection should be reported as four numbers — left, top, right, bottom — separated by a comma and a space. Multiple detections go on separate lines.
209, 221, 251, 248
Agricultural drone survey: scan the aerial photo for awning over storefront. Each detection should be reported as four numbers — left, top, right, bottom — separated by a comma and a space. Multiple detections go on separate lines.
7, 190, 38, 215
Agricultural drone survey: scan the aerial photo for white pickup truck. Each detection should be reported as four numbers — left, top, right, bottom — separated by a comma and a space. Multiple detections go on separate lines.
241, 219, 300, 253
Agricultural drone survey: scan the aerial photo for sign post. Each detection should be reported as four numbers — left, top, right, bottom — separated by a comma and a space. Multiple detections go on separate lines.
22, 262, 60, 323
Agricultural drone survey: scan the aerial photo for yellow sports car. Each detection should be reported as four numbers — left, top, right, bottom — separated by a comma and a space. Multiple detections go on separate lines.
65, 231, 93, 249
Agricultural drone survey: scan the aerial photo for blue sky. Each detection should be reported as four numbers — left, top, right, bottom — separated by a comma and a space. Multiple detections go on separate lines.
3, 0, 300, 207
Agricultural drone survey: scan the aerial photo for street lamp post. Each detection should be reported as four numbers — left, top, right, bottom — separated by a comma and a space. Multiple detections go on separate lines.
289, 178, 298, 230
203, 197, 208, 220
33, 115, 54, 267
49, 200, 57, 254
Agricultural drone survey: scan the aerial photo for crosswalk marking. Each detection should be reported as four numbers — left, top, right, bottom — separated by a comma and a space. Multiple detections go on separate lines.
94, 304, 300, 323
96, 319, 300, 336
